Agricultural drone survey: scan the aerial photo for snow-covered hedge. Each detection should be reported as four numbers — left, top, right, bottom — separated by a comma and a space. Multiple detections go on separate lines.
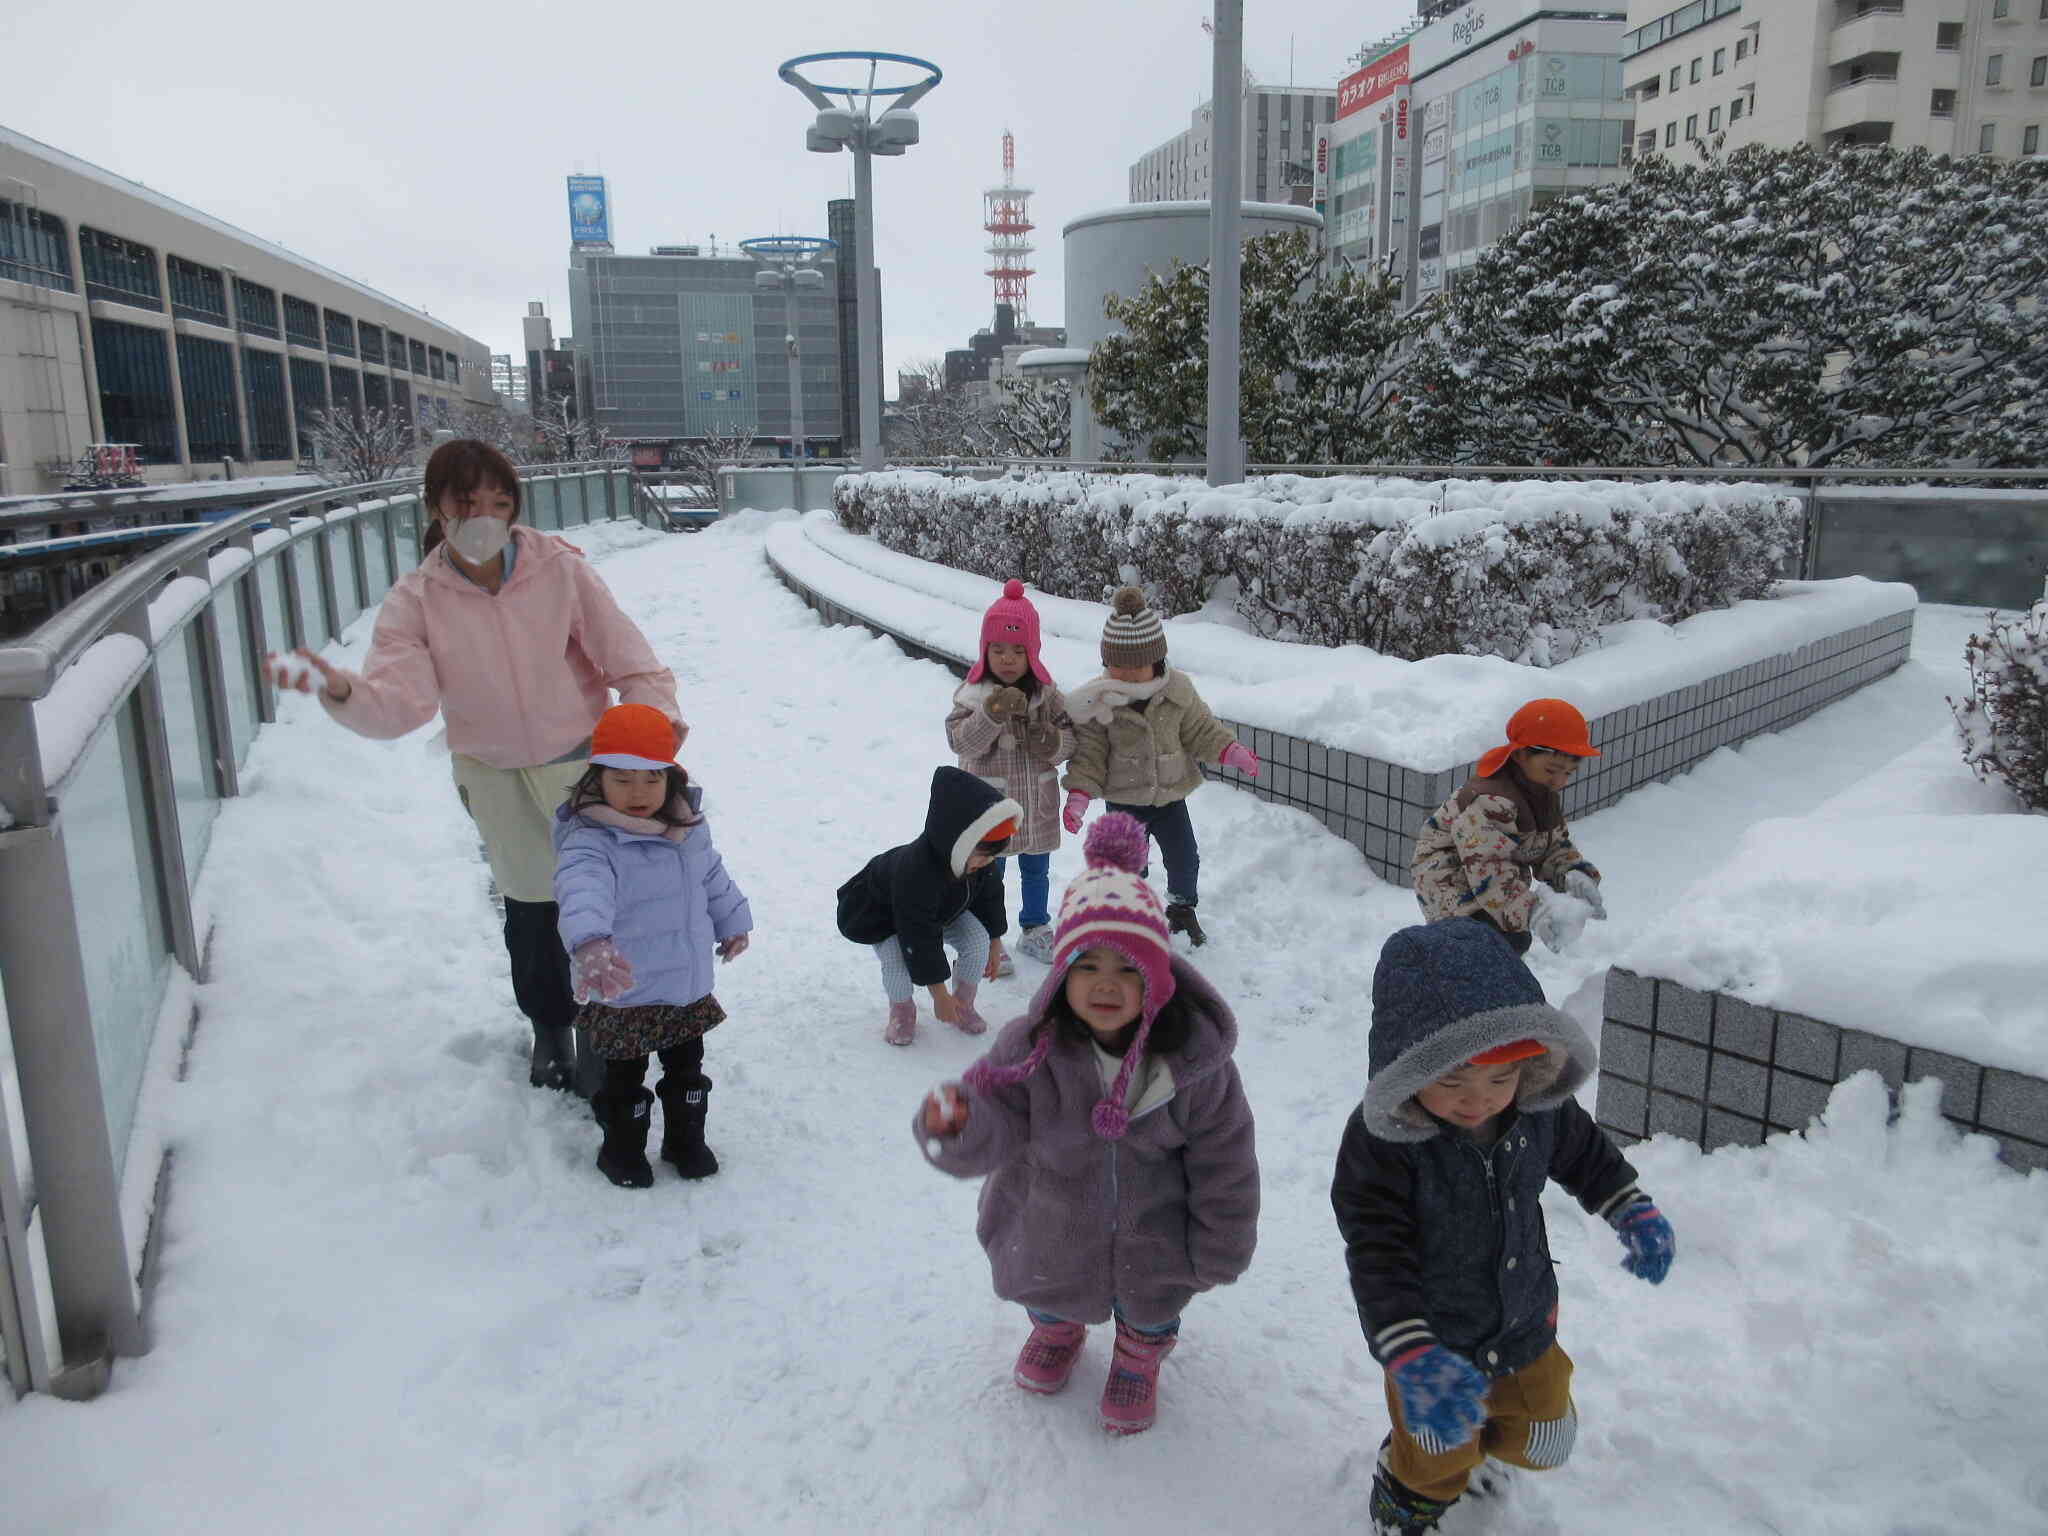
1948, 577, 2048, 813
834, 470, 1801, 666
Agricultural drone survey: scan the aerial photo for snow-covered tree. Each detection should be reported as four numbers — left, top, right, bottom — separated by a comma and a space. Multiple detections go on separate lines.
983, 374, 1072, 460
1403, 145, 2048, 469
1088, 229, 1411, 466
449, 403, 541, 464
305, 406, 415, 484
532, 395, 624, 464
889, 358, 994, 460
1949, 575, 2048, 813
674, 423, 758, 503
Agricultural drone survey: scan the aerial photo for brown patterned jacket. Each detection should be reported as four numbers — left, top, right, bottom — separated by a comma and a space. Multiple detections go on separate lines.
1409, 764, 1598, 936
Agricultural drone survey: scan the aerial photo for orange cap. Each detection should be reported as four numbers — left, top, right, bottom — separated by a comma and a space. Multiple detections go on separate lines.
980, 818, 1019, 846
1470, 1038, 1547, 1066
589, 703, 677, 770
1476, 698, 1600, 778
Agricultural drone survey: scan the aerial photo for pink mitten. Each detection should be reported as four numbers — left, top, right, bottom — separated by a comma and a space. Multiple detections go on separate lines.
1062, 790, 1091, 834
570, 937, 636, 1003
1220, 741, 1260, 777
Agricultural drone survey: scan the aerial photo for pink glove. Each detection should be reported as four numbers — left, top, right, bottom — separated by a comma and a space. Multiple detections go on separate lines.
1220, 741, 1260, 777
1062, 790, 1091, 834
570, 937, 635, 1003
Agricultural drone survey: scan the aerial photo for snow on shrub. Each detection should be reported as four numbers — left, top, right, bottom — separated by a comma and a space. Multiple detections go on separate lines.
834, 470, 1800, 666
1948, 577, 2048, 813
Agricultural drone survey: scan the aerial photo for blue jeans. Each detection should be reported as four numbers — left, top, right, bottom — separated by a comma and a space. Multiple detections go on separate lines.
1030, 1305, 1181, 1337
999, 852, 1053, 929
1105, 798, 1199, 907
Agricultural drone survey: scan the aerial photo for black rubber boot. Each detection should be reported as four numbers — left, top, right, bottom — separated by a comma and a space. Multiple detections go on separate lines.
528, 1025, 575, 1091
593, 1087, 655, 1189
657, 1075, 719, 1180
1369, 1439, 1455, 1536
1165, 903, 1207, 947
571, 1024, 607, 1101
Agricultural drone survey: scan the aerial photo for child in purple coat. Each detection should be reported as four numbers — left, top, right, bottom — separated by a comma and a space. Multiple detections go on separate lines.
915, 813, 1260, 1436
554, 704, 753, 1189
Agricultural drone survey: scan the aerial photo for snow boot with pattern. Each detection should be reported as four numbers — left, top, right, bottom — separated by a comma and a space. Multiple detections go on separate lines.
657, 1074, 719, 1179
1098, 1318, 1176, 1434
1166, 903, 1207, 947
1013, 1318, 1087, 1394
593, 1087, 655, 1189
884, 1000, 917, 1046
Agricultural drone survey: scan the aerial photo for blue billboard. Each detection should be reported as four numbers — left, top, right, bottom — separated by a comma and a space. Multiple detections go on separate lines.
567, 175, 610, 245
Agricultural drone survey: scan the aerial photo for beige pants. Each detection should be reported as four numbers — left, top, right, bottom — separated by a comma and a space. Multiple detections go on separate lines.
450, 755, 589, 903
1384, 1342, 1577, 1504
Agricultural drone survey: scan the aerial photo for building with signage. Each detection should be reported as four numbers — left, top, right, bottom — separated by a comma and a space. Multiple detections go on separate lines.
1324, 1, 1635, 304
1621, 0, 2043, 162
0, 124, 495, 496
1129, 84, 1340, 205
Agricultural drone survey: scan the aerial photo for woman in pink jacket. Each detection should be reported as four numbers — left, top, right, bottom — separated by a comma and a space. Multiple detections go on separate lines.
267, 439, 682, 1095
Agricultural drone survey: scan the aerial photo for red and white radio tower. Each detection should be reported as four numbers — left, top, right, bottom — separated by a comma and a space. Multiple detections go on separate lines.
982, 131, 1036, 324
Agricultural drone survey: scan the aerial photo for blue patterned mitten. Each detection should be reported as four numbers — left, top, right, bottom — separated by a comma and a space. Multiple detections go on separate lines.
1389, 1344, 1489, 1450
1613, 1201, 1676, 1285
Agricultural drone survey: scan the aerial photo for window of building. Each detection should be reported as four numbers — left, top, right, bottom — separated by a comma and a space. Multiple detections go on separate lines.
410, 339, 428, 375
330, 365, 361, 417
1639, 129, 1659, 155
243, 349, 292, 460
232, 277, 280, 338
283, 295, 322, 348
1736, 37, 1749, 62
1666, 120, 1679, 145
1670, 65, 1682, 91
1686, 112, 1700, 138
289, 357, 328, 442
2026, 124, 2041, 154
448, 355, 461, 386
1280, 96, 1291, 120
1731, 95, 1746, 120
1937, 22, 1964, 49
1932, 88, 1958, 116
177, 334, 243, 461
79, 227, 160, 308
1258, 95, 1269, 122
359, 323, 385, 365
1709, 105, 1722, 131
1981, 122, 1997, 152
1988, 54, 2004, 86
391, 378, 412, 424
1991, 0, 2008, 18
364, 373, 389, 415
428, 347, 446, 382
1713, 47, 1726, 75
324, 310, 356, 356
91, 318, 178, 463
166, 255, 228, 324
0, 200, 74, 292
2032, 54, 2047, 86
1690, 57, 1703, 83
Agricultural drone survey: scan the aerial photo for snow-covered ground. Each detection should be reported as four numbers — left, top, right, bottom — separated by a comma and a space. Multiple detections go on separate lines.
2, 515, 2043, 1535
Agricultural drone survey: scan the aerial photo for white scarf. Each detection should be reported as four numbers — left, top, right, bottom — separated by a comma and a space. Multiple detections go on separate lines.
1066, 670, 1172, 727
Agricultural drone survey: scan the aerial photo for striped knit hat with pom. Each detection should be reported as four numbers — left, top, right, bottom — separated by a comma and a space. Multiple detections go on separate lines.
1101, 586, 1168, 670
960, 812, 1175, 1140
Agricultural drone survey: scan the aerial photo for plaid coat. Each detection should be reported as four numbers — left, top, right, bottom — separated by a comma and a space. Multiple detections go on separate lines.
946, 680, 1074, 857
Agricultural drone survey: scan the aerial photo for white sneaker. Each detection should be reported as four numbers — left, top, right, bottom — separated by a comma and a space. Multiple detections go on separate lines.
1017, 926, 1057, 964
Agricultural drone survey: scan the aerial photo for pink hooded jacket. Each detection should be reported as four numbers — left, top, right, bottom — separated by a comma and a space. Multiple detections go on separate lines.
320, 525, 680, 769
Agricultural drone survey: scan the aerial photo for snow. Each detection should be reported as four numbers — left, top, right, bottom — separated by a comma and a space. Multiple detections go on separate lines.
771, 510, 1915, 771
33, 633, 150, 790
1, 523, 2042, 1534
1016, 347, 1090, 369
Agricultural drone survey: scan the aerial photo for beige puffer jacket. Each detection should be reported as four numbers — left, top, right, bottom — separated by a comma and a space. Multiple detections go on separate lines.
1061, 669, 1238, 808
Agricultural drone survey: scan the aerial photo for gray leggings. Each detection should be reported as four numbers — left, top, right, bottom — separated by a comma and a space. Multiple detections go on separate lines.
873, 914, 990, 1002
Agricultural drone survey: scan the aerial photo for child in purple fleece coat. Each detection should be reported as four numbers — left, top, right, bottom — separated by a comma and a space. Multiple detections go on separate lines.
915, 813, 1260, 1436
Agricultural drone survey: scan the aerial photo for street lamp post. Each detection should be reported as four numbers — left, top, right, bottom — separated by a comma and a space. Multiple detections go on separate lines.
1207, 0, 1246, 488
741, 236, 835, 510
778, 51, 943, 473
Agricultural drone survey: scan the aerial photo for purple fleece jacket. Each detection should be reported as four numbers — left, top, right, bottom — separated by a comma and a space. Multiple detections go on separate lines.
913, 958, 1260, 1328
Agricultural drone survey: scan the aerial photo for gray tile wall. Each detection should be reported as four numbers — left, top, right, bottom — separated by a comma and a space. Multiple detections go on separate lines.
1598, 968, 2048, 1173
766, 546, 1914, 884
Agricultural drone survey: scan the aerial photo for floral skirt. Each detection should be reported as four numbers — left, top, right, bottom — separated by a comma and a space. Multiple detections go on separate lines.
579, 994, 726, 1059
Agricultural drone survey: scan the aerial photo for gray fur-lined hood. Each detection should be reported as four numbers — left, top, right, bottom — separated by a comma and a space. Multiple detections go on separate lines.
1361, 921, 1596, 1142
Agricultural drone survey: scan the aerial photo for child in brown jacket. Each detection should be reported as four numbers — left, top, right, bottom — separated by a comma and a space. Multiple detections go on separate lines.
1059, 588, 1259, 947
1410, 699, 1606, 956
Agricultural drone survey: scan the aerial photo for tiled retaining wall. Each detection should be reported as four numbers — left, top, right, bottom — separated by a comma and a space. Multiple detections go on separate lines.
765, 547, 1914, 884
1596, 968, 2048, 1172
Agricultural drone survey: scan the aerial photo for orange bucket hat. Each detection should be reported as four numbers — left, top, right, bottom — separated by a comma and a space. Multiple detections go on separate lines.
1477, 698, 1600, 778
589, 703, 677, 771
1470, 1038, 1548, 1066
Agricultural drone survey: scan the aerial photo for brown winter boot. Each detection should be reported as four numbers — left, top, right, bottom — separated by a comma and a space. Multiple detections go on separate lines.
1165, 903, 1207, 947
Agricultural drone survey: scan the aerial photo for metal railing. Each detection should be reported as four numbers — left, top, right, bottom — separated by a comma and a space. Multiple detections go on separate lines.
0, 460, 654, 1400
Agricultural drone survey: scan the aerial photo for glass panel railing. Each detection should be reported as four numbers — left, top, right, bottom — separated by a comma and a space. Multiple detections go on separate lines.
218, 585, 258, 767
535, 477, 561, 531
59, 701, 172, 1170
329, 525, 362, 632
155, 622, 221, 880
360, 508, 392, 599
290, 532, 329, 647
390, 495, 421, 575
256, 556, 288, 657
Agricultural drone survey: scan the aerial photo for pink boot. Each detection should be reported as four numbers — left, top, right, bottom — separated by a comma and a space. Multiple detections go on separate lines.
883, 1000, 916, 1046
1099, 1318, 1177, 1435
1013, 1317, 1087, 1394
949, 982, 990, 1036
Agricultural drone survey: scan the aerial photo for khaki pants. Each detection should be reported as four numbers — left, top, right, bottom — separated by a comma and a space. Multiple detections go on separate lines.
1383, 1342, 1577, 1504
450, 755, 588, 903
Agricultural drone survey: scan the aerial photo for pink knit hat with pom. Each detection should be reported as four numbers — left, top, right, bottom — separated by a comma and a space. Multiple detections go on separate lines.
965, 579, 1052, 685
961, 812, 1175, 1140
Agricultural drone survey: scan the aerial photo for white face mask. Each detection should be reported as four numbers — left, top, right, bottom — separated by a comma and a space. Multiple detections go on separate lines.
446, 515, 511, 565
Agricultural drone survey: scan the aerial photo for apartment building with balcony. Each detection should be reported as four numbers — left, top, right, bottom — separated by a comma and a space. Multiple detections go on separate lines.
1622, 0, 2047, 161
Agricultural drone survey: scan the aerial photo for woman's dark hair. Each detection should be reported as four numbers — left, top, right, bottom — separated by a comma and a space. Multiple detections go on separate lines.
568, 763, 700, 827
420, 439, 522, 555
1040, 984, 1194, 1059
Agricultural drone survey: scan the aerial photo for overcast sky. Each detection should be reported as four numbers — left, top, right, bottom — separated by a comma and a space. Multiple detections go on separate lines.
10, 0, 1415, 398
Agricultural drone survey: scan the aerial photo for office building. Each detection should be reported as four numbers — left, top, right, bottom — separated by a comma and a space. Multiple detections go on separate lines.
1130, 84, 1340, 205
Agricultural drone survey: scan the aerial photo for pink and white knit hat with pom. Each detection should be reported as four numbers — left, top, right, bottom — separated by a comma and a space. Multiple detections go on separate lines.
965, 578, 1053, 685
961, 812, 1176, 1140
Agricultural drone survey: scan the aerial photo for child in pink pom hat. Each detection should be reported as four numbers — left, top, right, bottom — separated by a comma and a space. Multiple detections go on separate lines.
945, 579, 1074, 976
914, 812, 1260, 1436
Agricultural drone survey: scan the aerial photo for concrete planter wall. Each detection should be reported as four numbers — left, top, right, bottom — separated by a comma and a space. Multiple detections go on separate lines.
768, 534, 1914, 883
1596, 968, 2048, 1173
